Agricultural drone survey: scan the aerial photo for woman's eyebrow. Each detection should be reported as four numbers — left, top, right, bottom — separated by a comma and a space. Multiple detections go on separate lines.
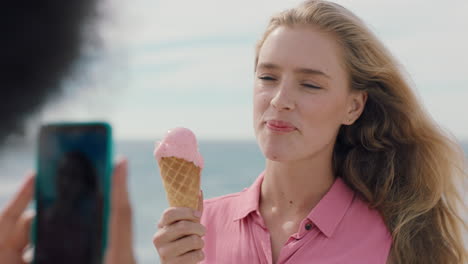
257, 62, 280, 71
295, 67, 331, 79
257, 62, 330, 79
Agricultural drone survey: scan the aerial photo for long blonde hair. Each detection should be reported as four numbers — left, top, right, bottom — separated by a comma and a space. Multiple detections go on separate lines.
255, 1, 467, 263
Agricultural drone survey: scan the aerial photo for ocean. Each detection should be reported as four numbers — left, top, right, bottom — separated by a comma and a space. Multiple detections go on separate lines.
0, 140, 466, 263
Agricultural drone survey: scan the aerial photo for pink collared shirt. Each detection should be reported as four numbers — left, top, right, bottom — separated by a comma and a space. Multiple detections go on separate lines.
200, 173, 392, 264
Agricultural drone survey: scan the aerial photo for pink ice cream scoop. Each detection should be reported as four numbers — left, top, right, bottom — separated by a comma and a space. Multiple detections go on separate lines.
154, 127, 204, 168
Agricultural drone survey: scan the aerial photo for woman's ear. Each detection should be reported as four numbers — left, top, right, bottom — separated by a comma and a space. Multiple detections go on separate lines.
343, 91, 367, 125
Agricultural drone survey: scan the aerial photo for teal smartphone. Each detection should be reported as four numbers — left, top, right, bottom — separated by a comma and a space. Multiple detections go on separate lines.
32, 122, 113, 264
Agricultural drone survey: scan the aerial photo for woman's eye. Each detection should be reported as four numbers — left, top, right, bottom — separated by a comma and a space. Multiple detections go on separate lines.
302, 83, 321, 89
258, 76, 276, 81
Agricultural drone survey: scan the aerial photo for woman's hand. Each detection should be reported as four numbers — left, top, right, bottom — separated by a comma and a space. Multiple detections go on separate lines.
153, 192, 205, 264
0, 158, 136, 264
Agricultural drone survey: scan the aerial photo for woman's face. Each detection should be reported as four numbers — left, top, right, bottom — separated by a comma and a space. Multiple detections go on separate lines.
253, 25, 366, 162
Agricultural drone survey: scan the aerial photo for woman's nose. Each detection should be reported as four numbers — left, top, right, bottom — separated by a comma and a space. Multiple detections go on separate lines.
270, 83, 295, 111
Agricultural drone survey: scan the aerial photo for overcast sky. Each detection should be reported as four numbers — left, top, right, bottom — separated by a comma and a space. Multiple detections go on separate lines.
36, 0, 468, 141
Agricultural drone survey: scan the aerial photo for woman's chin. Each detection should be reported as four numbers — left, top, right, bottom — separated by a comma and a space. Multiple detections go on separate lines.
265, 154, 287, 162
261, 147, 294, 162
258, 137, 294, 162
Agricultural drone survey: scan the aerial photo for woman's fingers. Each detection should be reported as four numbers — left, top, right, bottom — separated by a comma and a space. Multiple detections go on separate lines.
0, 173, 34, 246
176, 250, 205, 264
157, 207, 201, 229
154, 220, 206, 246
154, 205, 206, 264
154, 188, 205, 263
158, 235, 204, 260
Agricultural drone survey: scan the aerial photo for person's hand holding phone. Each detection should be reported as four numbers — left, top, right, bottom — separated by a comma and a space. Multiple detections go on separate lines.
0, 159, 136, 264
153, 191, 206, 264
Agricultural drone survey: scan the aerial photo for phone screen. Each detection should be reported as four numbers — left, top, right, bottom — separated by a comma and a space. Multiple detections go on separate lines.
33, 123, 111, 264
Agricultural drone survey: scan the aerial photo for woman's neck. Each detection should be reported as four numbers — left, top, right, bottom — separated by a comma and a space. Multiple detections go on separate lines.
260, 155, 336, 218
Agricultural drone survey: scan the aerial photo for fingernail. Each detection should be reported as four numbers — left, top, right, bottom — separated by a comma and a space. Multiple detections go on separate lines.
194, 210, 202, 218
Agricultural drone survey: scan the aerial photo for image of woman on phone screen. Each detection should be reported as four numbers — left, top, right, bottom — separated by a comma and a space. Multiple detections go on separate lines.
35, 151, 103, 264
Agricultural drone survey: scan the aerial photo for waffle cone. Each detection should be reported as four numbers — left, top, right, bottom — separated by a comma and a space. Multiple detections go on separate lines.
158, 156, 201, 210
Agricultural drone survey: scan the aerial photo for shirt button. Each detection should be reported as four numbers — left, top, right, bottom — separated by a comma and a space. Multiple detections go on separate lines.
305, 223, 312, 231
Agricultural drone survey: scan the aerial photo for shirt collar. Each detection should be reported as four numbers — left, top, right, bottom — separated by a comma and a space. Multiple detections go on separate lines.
233, 171, 264, 221
233, 172, 355, 238
307, 177, 355, 238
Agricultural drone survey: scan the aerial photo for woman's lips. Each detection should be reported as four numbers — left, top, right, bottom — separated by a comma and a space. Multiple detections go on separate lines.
266, 120, 297, 133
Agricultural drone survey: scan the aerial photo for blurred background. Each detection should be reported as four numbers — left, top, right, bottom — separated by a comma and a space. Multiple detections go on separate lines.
1, 0, 467, 263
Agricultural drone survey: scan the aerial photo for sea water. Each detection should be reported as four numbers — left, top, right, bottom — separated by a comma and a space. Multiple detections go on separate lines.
0, 140, 466, 264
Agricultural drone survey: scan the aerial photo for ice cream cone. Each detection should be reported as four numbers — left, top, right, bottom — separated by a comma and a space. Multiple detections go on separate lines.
154, 127, 204, 210
158, 156, 201, 209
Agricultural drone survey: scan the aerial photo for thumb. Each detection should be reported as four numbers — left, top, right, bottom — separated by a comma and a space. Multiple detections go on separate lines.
105, 158, 135, 264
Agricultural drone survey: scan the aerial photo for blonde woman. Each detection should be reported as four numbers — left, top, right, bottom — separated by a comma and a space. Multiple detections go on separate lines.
153, 1, 467, 263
